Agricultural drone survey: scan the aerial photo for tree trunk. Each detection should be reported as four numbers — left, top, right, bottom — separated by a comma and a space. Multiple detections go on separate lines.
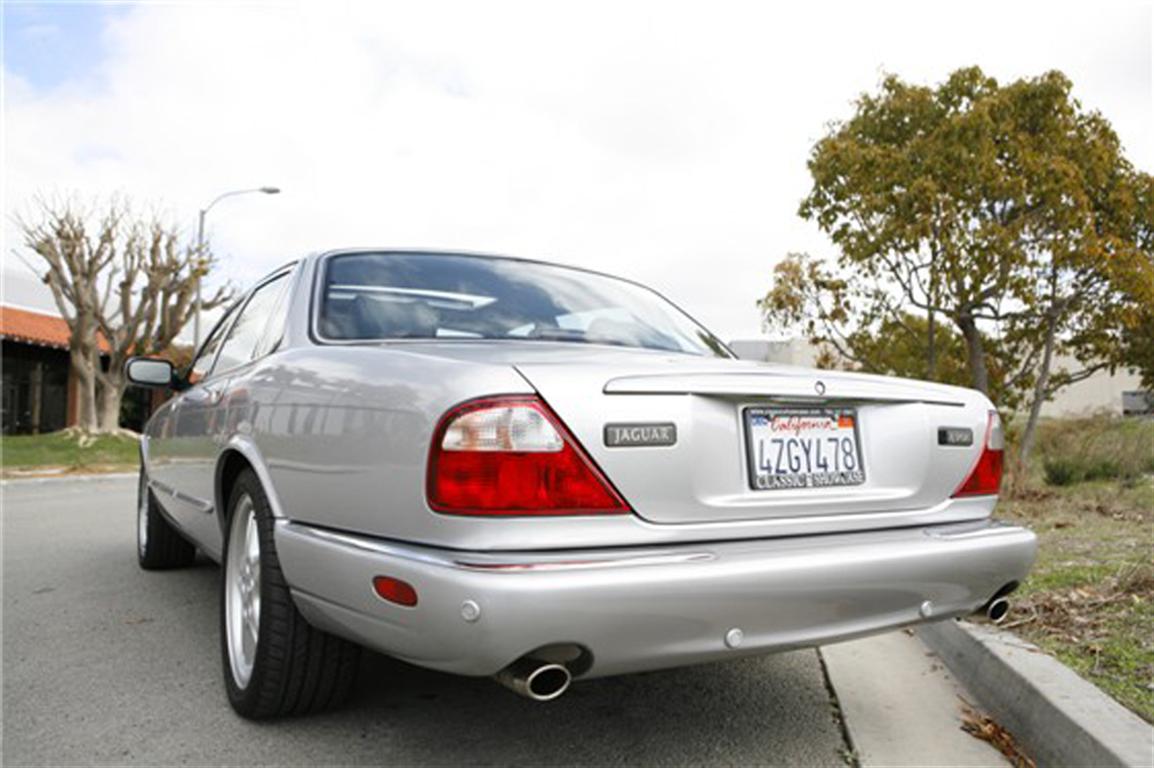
96, 374, 127, 433
70, 350, 98, 432
927, 309, 938, 380
956, 315, 990, 395
1015, 311, 1059, 491
927, 250, 938, 380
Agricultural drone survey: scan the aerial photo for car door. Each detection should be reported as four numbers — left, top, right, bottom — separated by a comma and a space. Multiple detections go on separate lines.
149, 305, 238, 553
174, 271, 294, 556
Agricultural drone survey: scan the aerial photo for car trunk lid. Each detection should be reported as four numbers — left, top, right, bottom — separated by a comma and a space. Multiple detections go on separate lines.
510, 354, 990, 527
385, 341, 993, 532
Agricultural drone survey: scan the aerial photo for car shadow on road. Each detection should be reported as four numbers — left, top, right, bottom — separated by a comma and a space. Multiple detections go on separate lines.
326, 642, 842, 765
4, 481, 843, 767
124, 554, 845, 765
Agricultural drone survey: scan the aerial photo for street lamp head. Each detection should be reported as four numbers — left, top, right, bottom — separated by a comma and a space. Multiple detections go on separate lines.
194, 184, 282, 347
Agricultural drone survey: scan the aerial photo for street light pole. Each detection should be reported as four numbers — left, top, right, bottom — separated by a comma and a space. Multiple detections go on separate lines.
194, 207, 207, 348
192, 186, 280, 347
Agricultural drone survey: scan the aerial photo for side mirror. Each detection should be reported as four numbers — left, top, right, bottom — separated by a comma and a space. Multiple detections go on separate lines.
125, 357, 175, 388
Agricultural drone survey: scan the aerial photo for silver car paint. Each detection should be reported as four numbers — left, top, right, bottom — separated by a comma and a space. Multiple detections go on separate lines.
275, 517, 1035, 678
141, 250, 1036, 680
204, 337, 1002, 551
146, 263, 303, 560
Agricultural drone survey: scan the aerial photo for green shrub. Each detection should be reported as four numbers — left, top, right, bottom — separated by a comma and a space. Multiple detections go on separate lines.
1083, 458, 1123, 482
1043, 458, 1080, 486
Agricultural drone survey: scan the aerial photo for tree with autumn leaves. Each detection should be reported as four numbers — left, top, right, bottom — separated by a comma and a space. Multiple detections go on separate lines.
761, 67, 1154, 479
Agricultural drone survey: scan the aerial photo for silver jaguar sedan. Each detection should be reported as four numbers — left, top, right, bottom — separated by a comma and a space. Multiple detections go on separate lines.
126, 249, 1036, 719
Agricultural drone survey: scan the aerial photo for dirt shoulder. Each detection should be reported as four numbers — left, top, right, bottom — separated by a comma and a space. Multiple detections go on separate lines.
1000, 478, 1153, 723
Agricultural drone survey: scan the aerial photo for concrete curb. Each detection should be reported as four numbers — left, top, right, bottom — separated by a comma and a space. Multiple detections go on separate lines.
1, 472, 137, 486
919, 619, 1153, 768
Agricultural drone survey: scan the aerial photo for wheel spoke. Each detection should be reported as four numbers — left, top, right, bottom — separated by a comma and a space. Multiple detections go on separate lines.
226, 493, 262, 690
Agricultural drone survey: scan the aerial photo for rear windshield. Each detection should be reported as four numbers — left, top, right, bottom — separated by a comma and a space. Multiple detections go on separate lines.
317, 252, 730, 357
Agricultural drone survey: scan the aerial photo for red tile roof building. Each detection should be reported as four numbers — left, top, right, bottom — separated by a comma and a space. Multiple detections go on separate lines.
0, 305, 110, 352
0, 304, 132, 433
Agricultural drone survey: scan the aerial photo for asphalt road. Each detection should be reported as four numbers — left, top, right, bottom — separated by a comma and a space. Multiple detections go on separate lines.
2, 475, 849, 766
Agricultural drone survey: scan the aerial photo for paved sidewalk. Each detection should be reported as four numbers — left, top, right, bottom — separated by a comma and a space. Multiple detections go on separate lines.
823, 630, 1010, 767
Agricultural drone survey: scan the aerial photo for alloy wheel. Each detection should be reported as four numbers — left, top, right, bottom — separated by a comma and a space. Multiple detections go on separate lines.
224, 494, 261, 689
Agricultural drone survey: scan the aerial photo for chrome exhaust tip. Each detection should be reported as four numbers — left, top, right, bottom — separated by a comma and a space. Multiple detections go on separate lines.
986, 597, 1010, 624
495, 658, 572, 701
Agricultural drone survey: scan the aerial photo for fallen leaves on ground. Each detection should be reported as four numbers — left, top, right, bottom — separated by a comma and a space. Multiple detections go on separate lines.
959, 697, 1036, 768
1007, 486, 1056, 503
1004, 564, 1153, 641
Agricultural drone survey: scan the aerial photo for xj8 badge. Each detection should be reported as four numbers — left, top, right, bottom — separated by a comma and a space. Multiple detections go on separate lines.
604, 422, 677, 448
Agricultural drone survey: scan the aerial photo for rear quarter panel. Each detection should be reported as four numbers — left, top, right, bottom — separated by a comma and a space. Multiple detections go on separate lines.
233, 346, 533, 540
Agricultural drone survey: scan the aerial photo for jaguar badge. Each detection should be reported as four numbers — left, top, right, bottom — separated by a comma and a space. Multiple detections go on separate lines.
604, 423, 677, 448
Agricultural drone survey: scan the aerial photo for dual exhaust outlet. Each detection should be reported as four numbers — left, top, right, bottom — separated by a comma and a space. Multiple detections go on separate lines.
496, 596, 1013, 701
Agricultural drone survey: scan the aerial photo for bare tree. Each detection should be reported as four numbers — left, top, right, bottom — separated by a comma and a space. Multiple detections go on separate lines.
16, 197, 120, 431
16, 195, 232, 434
94, 217, 232, 431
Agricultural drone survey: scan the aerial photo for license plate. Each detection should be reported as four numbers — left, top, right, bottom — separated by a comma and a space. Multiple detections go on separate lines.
744, 407, 865, 491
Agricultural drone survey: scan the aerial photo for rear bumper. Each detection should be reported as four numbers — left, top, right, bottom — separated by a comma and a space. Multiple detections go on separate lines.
275, 519, 1036, 679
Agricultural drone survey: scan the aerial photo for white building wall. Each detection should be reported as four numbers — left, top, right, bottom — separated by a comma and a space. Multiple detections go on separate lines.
1039, 361, 1144, 417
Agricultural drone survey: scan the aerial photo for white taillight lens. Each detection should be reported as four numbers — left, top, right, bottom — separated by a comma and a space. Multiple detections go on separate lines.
441, 404, 563, 452
952, 410, 1005, 498
986, 411, 1005, 450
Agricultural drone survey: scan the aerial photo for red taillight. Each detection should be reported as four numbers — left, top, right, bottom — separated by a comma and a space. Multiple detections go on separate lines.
952, 411, 1005, 498
372, 576, 418, 606
427, 395, 631, 516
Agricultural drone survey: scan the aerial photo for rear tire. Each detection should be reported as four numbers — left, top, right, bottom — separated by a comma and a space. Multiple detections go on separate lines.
221, 468, 360, 719
137, 465, 196, 570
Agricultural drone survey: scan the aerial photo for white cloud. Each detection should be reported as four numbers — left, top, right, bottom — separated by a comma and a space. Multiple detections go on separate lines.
3, 0, 1151, 339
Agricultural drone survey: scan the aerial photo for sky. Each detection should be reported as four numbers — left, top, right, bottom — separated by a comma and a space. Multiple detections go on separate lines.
2, 0, 1152, 342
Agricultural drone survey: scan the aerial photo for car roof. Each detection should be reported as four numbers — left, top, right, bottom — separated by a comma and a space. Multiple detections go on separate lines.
304, 248, 643, 286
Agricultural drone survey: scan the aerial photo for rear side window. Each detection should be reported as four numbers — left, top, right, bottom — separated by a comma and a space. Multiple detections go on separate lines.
188, 306, 236, 383
214, 274, 291, 374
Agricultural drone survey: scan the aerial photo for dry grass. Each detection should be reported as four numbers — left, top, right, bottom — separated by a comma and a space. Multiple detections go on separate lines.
1032, 415, 1154, 486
